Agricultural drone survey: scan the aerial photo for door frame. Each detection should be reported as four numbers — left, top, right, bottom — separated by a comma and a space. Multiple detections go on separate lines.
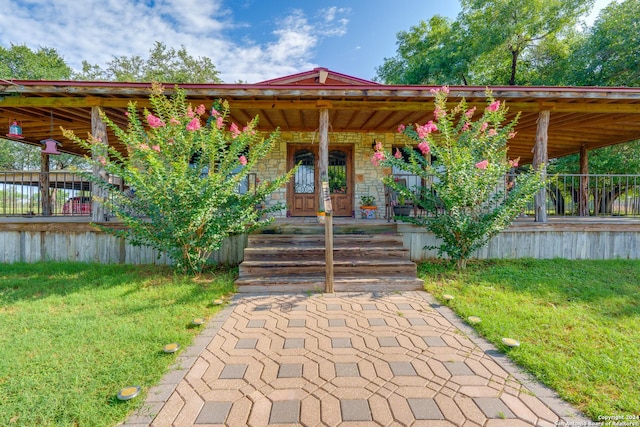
286, 143, 354, 217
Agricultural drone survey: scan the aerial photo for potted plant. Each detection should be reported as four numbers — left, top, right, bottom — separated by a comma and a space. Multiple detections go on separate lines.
359, 195, 377, 219
393, 194, 412, 216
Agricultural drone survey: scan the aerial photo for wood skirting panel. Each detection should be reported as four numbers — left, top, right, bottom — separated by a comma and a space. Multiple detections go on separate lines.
398, 224, 640, 261
1, 221, 638, 264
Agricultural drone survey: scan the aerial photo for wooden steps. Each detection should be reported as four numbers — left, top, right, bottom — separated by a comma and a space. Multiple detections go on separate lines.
235, 227, 423, 293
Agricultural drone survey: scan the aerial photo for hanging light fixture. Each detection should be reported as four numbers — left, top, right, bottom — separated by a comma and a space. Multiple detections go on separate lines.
40, 110, 61, 155
6, 121, 24, 139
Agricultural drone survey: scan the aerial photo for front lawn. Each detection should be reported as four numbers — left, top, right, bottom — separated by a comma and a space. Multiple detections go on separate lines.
419, 259, 640, 420
0, 262, 235, 427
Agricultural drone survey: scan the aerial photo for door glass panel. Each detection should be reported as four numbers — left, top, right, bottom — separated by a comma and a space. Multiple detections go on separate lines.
329, 150, 347, 194
294, 149, 315, 194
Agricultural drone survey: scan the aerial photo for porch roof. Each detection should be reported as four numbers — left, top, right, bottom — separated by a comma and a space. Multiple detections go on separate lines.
2, 67, 640, 163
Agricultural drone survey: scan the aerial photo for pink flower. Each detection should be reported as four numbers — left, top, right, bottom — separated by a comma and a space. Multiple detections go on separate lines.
186, 118, 201, 131
508, 131, 517, 139
140, 144, 149, 150
146, 114, 165, 128
196, 104, 206, 115
418, 141, 430, 155
97, 156, 107, 165
462, 122, 471, 132
509, 159, 519, 168
216, 116, 224, 129
488, 129, 497, 137
465, 107, 476, 119
397, 124, 406, 134
440, 85, 450, 94
230, 123, 241, 138
152, 145, 161, 152
169, 117, 180, 125
487, 100, 501, 112
373, 140, 383, 152
480, 122, 489, 133
394, 149, 402, 159
211, 108, 221, 118
187, 105, 195, 118
371, 150, 386, 166
239, 155, 247, 166
475, 160, 489, 170
243, 125, 256, 136
433, 108, 446, 119
416, 121, 438, 139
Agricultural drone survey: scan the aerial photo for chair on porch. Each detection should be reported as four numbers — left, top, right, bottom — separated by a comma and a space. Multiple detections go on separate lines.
385, 178, 418, 222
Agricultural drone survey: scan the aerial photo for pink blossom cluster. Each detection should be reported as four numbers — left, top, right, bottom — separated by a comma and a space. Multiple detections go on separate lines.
230, 123, 241, 138
416, 121, 438, 139
186, 118, 201, 131
371, 148, 385, 166
475, 159, 489, 170
418, 141, 430, 155
509, 158, 519, 168
146, 114, 165, 128
486, 101, 501, 112
239, 155, 247, 166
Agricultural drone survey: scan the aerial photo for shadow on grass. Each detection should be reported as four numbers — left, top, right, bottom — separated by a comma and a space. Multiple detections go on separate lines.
419, 258, 640, 318
0, 262, 237, 305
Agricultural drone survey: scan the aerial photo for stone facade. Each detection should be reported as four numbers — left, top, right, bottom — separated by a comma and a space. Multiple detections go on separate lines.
255, 130, 412, 218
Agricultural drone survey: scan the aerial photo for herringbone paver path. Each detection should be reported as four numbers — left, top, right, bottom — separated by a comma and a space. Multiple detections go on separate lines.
121, 291, 588, 427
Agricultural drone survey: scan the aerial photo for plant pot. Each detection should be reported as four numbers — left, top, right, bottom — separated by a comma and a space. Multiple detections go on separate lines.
360, 206, 377, 219
393, 205, 412, 216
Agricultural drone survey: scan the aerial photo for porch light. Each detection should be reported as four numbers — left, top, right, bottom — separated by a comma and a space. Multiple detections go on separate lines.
192, 317, 205, 325
501, 338, 520, 347
6, 121, 23, 139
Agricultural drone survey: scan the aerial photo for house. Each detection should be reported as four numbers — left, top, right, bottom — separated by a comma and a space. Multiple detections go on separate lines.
1, 68, 640, 264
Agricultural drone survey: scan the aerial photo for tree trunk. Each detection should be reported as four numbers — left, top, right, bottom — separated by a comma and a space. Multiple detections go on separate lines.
91, 106, 109, 222
40, 152, 51, 216
579, 145, 589, 216
509, 49, 518, 86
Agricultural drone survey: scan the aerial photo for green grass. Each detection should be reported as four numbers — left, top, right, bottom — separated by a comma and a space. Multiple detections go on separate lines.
419, 258, 640, 420
0, 262, 235, 427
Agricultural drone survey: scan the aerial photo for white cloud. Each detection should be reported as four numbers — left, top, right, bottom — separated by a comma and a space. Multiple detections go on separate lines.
0, 0, 350, 83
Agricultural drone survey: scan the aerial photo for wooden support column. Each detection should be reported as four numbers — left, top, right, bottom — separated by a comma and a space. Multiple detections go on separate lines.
39, 152, 51, 216
533, 110, 550, 223
318, 109, 329, 209
579, 144, 589, 216
91, 106, 109, 222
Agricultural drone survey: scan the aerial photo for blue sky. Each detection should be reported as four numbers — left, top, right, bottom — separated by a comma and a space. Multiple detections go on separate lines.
0, 0, 612, 83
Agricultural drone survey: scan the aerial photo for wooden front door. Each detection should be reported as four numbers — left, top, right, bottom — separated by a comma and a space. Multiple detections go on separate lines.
287, 144, 354, 217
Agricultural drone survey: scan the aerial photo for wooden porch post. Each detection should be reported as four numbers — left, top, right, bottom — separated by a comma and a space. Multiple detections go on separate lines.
533, 110, 550, 223
39, 152, 51, 216
579, 144, 589, 216
91, 106, 109, 222
318, 109, 329, 205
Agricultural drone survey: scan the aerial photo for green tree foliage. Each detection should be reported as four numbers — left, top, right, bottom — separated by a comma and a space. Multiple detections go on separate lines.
62, 84, 296, 274
375, 0, 593, 86
76, 42, 221, 83
568, 0, 640, 86
0, 44, 72, 80
375, 88, 543, 269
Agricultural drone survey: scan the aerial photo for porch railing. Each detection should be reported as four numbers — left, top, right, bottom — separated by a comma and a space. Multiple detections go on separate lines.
389, 172, 640, 218
0, 171, 259, 217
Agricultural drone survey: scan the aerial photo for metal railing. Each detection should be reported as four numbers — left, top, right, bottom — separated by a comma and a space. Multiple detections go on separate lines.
0, 171, 260, 217
389, 172, 640, 218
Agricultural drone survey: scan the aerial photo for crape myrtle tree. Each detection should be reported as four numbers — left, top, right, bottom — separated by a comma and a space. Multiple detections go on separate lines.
62, 83, 296, 275
374, 88, 543, 269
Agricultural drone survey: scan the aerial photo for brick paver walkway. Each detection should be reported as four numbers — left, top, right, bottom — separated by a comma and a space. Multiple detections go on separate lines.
121, 291, 588, 427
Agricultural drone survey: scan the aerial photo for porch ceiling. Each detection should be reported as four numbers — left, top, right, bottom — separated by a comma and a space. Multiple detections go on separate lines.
1, 79, 640, 164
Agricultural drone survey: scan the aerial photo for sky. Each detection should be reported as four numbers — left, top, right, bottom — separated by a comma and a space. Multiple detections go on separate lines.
0, 0, 614, 83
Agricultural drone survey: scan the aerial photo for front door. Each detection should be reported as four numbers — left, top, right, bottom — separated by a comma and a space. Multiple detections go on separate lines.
287, 144, 353, 217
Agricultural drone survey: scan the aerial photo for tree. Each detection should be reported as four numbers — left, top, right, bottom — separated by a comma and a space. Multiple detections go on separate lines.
0, 44, 72, 80
567, 0, 640, 86
75, 42, 221, 83
375, 0, 593, 86
375, 88, 543, 269
62, 84, 296, 274
375, 17, 472, 85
